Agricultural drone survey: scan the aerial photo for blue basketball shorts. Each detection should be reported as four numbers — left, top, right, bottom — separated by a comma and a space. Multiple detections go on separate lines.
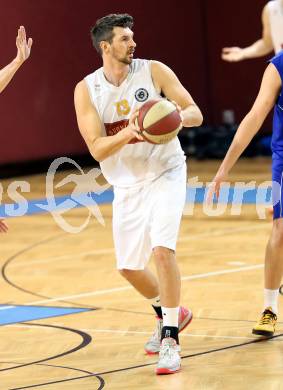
272, 157, 283, 219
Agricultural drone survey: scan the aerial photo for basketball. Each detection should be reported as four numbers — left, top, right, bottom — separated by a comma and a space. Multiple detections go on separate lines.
136, 99, 182, 144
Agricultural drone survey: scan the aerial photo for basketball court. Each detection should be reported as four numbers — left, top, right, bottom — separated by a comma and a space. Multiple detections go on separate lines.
0, 158, 281, 389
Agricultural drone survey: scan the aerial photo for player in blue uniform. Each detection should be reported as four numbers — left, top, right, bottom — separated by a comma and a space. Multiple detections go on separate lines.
208, 50, 283, 336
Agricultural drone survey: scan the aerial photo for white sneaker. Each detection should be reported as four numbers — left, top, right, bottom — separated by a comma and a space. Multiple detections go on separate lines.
156, 337, 181, 375
144, 306, 193, 355
144, 317, 163, 355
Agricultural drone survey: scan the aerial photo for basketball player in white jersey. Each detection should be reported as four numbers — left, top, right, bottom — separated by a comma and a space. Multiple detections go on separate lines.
74, 14, 203, 374
222, 0, 283, 62
0, 26, 32, 234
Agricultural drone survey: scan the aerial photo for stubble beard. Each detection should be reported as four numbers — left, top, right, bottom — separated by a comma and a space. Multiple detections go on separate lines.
120, 57, 132, 65
112, 48, 133, 65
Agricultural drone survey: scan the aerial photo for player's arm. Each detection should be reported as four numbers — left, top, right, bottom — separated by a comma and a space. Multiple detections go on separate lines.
0, 26, 32, 94
74, 80, 143, 162
222, 4, 274, 62
151, 61, 203, 127
207, 63, 281, 201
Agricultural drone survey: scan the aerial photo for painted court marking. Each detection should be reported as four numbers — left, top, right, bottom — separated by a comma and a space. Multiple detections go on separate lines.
9, 324, 255, 341
0, 305, 91, 325
19, 263, 264, 306
7, 223, 268, 269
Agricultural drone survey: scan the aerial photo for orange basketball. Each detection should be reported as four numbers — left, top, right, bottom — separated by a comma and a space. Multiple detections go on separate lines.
136, 99, 182, 144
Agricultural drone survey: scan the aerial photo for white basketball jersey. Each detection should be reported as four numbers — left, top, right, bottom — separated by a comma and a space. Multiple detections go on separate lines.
84, 59, 185, 188
268, 0, 283, 53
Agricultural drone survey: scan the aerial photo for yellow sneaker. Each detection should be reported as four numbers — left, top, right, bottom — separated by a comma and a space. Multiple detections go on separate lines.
252, 307, 277, 337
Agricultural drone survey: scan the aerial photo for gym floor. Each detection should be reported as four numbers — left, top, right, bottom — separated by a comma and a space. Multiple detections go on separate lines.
0, 158, 281, 390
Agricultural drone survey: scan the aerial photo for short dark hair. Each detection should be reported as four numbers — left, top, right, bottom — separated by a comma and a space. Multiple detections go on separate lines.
91, 14, 134, 55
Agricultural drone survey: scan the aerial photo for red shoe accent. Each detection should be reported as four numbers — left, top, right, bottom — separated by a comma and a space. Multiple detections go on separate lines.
156, 367, 181, 375
179, 307, 193, 333
145, 350, 158, 355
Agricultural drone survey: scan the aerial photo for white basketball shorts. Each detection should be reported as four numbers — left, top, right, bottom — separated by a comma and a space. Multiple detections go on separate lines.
112, 163, 187, 270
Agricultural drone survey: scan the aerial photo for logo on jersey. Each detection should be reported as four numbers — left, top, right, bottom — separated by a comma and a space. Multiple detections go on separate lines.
135, 88, 149, 102
115, 99, 131, 116
105, 119, 129, 136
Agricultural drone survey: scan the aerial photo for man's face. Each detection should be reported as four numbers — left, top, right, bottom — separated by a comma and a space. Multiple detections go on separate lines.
107, 27, 136, 64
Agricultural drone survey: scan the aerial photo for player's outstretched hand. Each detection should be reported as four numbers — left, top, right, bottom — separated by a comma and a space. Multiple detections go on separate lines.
15, 26, 33, 64
206, 173, 226, 205
222, 47, 245, 62
0, 219, 8, 233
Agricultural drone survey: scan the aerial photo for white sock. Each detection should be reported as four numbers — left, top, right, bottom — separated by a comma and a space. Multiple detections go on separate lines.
161, 306, 179, 327
264, 288, 279, 314
148, 295, 161, 307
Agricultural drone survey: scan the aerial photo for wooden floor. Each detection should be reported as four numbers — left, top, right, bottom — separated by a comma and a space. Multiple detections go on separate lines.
1, 158, 282, 390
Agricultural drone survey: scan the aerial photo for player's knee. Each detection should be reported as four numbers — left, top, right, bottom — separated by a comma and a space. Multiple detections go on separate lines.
153, 247, 174, 264
271, 220, 283, 247
119, 268, 135, 279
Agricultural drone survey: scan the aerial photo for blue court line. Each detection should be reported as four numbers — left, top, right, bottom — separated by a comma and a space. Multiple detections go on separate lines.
0, 190, 114, 217
0, 187, 272, 218
0, 305, 92, 326
186, 186, 272, 204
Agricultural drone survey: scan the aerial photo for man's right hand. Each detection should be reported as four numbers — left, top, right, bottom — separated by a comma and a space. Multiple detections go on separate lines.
222, 47, 245, 62
121, 109, 144, 142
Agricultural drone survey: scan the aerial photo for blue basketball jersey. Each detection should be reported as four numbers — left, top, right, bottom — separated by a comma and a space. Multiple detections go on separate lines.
270, 51, 283, 156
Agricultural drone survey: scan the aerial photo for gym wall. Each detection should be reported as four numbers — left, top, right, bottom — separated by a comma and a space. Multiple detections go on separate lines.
0, 0, 267, 164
